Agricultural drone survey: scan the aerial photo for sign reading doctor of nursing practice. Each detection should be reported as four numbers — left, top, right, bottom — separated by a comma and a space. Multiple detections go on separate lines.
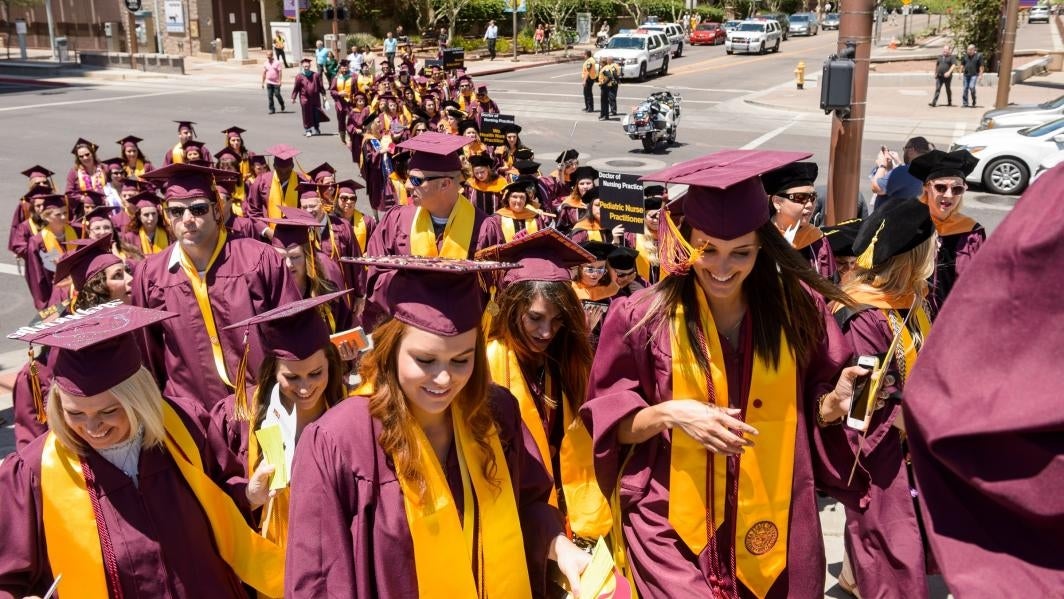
479, 114, 516, 146
164, 0, 185, 33
598, 171, 646, 235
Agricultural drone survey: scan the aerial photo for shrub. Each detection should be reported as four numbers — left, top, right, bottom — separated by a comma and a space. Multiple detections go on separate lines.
346, 33, 381, 52
694, 6, 726, 23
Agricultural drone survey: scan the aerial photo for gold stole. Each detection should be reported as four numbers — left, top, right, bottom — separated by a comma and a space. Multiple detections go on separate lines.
574, 220, 603, 242
336, 75, 353, 100
139, 228, 169, 255
485, 340, 611, 538
395, 402, 532, 599
789, 222, 825, 251
571, 281, 618, 302
932, 213, 977, 236
410, 201, 475, 258
495, 209, 538, 243
41, 226, 78, 254
125, 159, 147, 177
40, 402, 285, 599
842, 290, 931, 382
171, 143, 185, 164
669, 286, 796, 598
175, 229, 236, 388
634, 233, 657, 282
389, 172, 409, 206
350, 211, 368, 253
266, 170, 300, 221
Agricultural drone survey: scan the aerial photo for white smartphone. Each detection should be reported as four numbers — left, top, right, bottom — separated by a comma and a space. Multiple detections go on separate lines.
846, 355, 881, 431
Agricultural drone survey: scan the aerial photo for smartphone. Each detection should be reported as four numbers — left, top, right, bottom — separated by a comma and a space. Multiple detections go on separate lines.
846, 355, 881, 431
330, 327, 371, 352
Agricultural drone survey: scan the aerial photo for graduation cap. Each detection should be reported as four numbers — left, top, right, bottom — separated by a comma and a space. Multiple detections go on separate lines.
641, 149, 811, 241
568, 166, 599, 184
514, 148, 535, 161
53, 234, 122, 290
262, 206, 322, 248
853, 198, 935, 269
556, 149, 579, 164
213, 146, 243, 165
174, 120, 197, 134
221, 125, 246, 138
140, 162, 239, 201
392, 150, 412, 165
760, 162, 819, 196
116, 135, 144, 148
440, 100, 460, 111
120, 177, 147, 193
476, 85, 489, 95
82, 204, 120, 224
580, 240, 614, 262
457, 74, 473, 85
336, 179, 365, 196
607, 246, 640, 270
821, 218, 863, 258
71, 138, 98, 155
24, 184, 55, 201
131, 190, 163, 210
468, 154, 494, 169
582, 187, 600, 203
514, 160, 541, 177
398, 131, 473, 173
343, 256, 520, 336
37, 194, 67, 211
21, 165, 55, 181
476, 228, 594, 290
296, 180, 328, 201
306, 162, 337, 183
224, 289, 353, 363
444, 107, 468, 120
101, 158, 125, 172
457, 119, 479, 134
8, 302, 177, 398
644, 184, 666, 211
264, 143, 301, 164
502, 123, 522, 135
249, 154, 269, 167
907, 149, 979, 182
77, 190, 107, 208
500, 177, 540, 203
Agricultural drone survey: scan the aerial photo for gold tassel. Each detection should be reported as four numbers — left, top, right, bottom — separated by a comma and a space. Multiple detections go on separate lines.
233, 328, 253, 421
28, 345, 46, 424
856, 220, 886, 270
656, 208, 704, 278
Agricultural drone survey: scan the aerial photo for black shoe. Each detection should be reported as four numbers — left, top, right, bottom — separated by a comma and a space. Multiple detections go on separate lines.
928, 102, 936, 107
599, 116, 609, 120
269, 110, 276, 114
947, 103, 953, 107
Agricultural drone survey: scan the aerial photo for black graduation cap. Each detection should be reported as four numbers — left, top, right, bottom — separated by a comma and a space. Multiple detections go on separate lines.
908, 149, 979, 182
853, 199, 935, 269
514, 160, 541, 176
580, 240, 614, 261
457, 119, 479, 134
568, 166, 598, 184
514, 148, 535, 161
556, 149, 579, 164
760, 161, 819, 196
607, 245, 639, 270
821, 218, 863, 258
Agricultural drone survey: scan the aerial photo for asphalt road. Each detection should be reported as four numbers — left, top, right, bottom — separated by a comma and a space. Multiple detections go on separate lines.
0, 19, 1022, 353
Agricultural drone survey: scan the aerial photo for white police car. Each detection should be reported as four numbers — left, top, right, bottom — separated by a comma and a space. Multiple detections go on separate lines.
594, 30, 672, 81
725, 19, 783, 55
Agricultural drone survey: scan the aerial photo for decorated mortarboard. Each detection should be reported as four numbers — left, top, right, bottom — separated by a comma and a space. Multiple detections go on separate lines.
343, 255, 520, 336
70, 138, 98, 155
336, 179, 365, 195
641, 149, 812, 241
130, 190, 163, 209
468, 154, 494, 169
116, 135, 144, 147
457, 119, 479, 134
306, 162, 337, 182
760, 161, 819, 196
174, 120, 197, 133
8, 302, 177, 397
580, 240, 615, 261
398, 131, 473, 173
139, 162, 239, 201
569, 166, 599, 184
821, 218, 863, 258
607, 246, 640, 270
264, 143, 301, 162
22, 165, 55, 180
82, 204, 120, 223
852, 198, 934, 269
514, 160, 541, 176
476, 228, 594, 289
53, 234, 122, 290
556, 149, 579, 164
224, 288, 353, 363
907, 149, 979, 182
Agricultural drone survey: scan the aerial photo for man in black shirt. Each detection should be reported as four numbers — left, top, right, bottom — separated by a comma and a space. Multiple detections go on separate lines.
961, 44, 985, 108
930, 45, 956, 107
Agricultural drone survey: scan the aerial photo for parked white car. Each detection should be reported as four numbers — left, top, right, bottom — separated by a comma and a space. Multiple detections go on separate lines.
951, 117, 1064, 194
726, 20, 783, 55
1029, 5, 1051, 23
978, 95, 1064, 130
594, 31, 672, 81
638, 23, 685, 57
1031, 148, 1064, 183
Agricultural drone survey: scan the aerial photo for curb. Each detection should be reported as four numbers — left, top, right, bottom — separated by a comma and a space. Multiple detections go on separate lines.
468, 55, 581, 77
0, 75, 70, 87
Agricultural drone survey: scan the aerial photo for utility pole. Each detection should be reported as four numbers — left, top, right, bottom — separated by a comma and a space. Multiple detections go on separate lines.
512, 0, 518, 60
826, 0, 874, 225
44, 0, 56, 58
295, 0, 301, 59
331, 0, 338, 52
995, 0, 1020, 109
259, 0, 268, 49
123, 0, 138, 69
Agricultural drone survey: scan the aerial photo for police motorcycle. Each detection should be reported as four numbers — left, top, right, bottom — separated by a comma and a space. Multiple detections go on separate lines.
622, 90, 682, 153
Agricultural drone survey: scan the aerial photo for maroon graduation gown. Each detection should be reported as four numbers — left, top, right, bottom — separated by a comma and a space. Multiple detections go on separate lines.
130, 237, 301, 411
838, 308, 932, 598
364, 201, 501, 260
24, 233, 68, 311
291, 70, 328, 130
11, 350, 53, 452
798, 236, 838, 281
579, 287, 863, 598
903, 171, 1064, 596
284, 388, 564, 598
244, 170, 310, 225
0, 401, 250, 599
928, 226, 985, 317
8, 219, 33, 260
162, 144, 213, 166
360, 138, 388, 212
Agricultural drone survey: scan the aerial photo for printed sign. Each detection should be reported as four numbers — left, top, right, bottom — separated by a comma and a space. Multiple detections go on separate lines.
442, 48, 465, 71
479, 113, 516, 146
598, 171, 646, 234
164, 0, 185, 33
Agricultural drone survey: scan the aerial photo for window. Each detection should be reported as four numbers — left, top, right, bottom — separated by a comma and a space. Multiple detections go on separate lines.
607, 37, 647, 50
738, 23, 767, 32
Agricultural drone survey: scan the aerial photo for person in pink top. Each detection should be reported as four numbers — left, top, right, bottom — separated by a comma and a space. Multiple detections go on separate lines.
262, 51, 286, 115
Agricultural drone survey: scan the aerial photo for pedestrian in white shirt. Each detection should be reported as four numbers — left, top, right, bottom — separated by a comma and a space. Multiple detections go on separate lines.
484, 19, 499, 60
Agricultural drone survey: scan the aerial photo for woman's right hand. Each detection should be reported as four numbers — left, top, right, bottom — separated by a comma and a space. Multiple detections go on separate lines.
666, 399, 758, 455
246, 461, 276, 509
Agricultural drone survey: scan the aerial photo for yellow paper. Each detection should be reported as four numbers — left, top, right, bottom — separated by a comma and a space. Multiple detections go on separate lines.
254, 424, 288, 490
568, 537, 615, 599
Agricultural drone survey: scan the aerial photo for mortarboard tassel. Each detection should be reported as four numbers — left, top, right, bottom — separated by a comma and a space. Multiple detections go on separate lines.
657, 208, 705, 278
856, 221, 885, 271
28, 346, 46, 424
233, 328, 253, 421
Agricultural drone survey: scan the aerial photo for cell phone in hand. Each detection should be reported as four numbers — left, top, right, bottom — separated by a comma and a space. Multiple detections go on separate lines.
846, 355, 881, 431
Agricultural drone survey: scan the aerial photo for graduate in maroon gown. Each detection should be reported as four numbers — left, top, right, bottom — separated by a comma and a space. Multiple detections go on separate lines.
66, 137, 107, 197
9, 165, 54, 236
8, 184, 51, 266
295, 182, 361, 295
906, 149, 985, 316
133, 163, 301, 412
0, 304, 284, 599
833, 198, 939, 598
116, 134, 154, 177
24, 194, 78, 310
285, 255, 592, 598
542, 149, 580, 212
619, 186, 664, 285
762, 162, 837, 281
292, 56, 329, 136
903, 163, 1064, 597
556, 166, 597, 235
245, 144, 308, 227
580, 150, 868, 599
120, 191, 172, 256
480, 178, 553, 243
335, 178, 376, 254
162, 120, 212, 166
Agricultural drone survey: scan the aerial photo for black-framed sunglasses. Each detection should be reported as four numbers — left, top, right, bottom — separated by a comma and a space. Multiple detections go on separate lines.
165, 203, 212, 219
778, 191, 817, 205
932, 183, 966, 196
408, 175, 449, 188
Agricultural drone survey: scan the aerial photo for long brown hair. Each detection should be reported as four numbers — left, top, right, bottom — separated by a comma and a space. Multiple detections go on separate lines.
76, 262, 131, 308
488, 280, 592, 412
360, 318, 498, 500
634, 222, 853, 370
251, 342, 347, 432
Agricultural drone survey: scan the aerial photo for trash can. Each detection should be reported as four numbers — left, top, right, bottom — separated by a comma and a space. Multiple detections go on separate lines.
55, 36, 69, 62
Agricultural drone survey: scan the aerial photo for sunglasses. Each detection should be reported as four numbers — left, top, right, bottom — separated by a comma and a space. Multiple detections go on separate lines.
166, 203, 212, 219
778, 191, 817, 205
932, 183, 966, 195
408, 175, 449, 188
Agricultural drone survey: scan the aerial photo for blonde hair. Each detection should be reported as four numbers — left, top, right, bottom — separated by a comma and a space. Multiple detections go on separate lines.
47, 367, 167, 456
842, 234, 937, 299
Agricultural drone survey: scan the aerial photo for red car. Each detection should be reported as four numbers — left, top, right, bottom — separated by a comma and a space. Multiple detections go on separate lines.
690, 22, 726, 45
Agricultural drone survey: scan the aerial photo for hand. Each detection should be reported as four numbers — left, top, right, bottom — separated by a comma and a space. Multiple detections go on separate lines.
666, 399, 758, 455
611, 224, 625, 243
246, 461, 276, 509
585, 303, 607, 330
549, 535, 592, 598
824, 365, 871, 422
336, 340, 359, 361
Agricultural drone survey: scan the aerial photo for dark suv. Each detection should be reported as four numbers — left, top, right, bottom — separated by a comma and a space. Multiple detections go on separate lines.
756, 13, 789, 40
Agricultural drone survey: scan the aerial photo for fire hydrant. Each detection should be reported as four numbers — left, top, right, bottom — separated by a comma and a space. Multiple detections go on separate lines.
795, 61, 806, 90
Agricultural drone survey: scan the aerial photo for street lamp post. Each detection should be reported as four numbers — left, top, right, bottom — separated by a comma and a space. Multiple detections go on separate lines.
44, 0, 56, 58
512, 0, 518, 60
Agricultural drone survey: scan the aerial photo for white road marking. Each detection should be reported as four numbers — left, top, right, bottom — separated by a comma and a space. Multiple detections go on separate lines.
741, 121, 799, 149
487, 89, 720, 104
481, 79, 753, 93
0, 83, 253, 112
0, 263, 20, 276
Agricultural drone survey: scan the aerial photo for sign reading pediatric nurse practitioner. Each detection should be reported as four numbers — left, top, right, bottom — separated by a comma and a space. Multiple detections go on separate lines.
598, 172, 646, 234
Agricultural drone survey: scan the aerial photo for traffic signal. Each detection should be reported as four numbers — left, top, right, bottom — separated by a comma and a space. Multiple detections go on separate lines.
324, 7, 335, 19
337, 7, 347, 20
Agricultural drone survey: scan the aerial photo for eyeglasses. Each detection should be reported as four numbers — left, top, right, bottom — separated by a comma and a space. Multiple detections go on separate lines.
932, 183, 966, 196
778, 191, 817, 205
165, 203, 212, 218
408, 175, 449, 188
612, 268, 636, 277
582, 266, 607, 274
563, 160, 579, 168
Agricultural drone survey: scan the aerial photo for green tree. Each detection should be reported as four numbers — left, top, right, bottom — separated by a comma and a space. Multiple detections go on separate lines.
1, 0, 43, 21
947, 0, 1001, 68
